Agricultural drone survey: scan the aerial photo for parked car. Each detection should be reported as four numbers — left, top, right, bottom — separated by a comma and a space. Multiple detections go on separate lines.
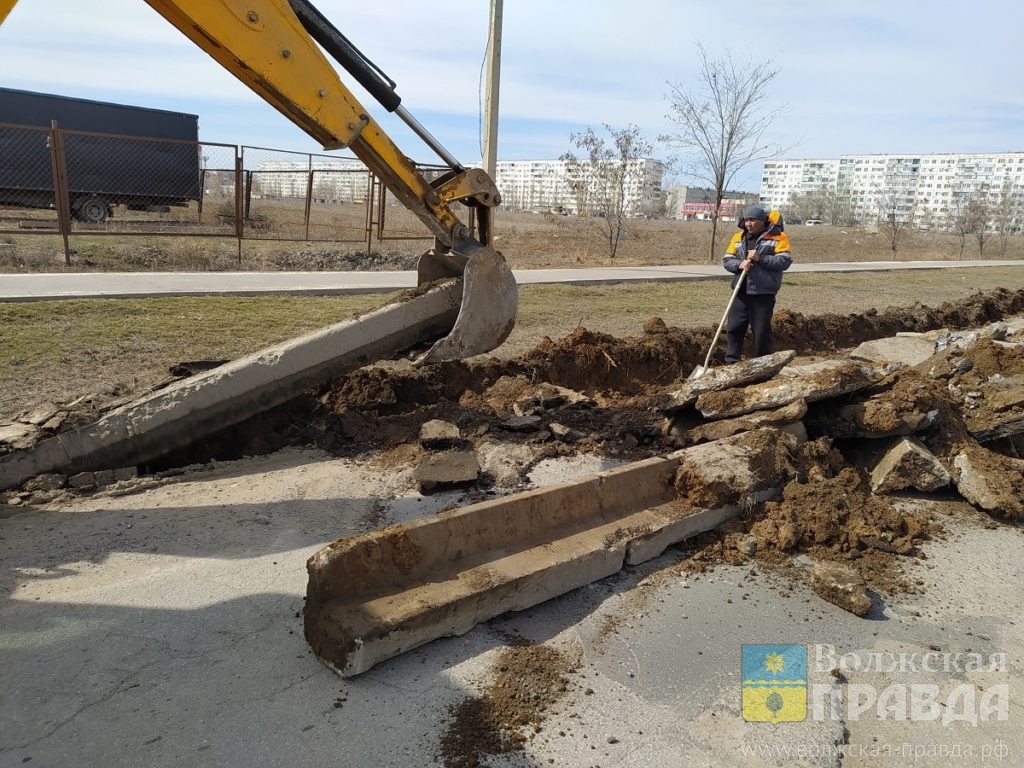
805, 219, 823, 226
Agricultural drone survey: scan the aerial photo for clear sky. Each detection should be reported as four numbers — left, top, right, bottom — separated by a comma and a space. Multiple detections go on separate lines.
1, 0, 1021, 191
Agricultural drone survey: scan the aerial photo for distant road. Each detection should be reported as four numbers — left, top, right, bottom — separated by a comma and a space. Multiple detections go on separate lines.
1, 259, 1021, 301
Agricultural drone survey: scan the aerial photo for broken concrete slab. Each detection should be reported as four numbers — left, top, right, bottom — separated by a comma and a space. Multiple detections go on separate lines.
414, 450, 480, 493
971, 413, 1024, 443
513, 383, 593, 416
808, 373, 942, 438
870, 437, 951, 494
673, 428, 799, 510
983, 376, 1024, 411
964, 376, 1024, 441
696, 359, 891, 420
0, 423, 42, 452
304, 429, 795, 677
22, 473, 65, 492
665, 399, 807, 447
934, 325, 1020, 355
659, 350, 796, 412
810, 561, 873, 616
419, 419, 461, 449
951, 445, 1024, 519
501, 415, 543, 432
0, 283, 465, 491
476, 441, 538, 488
547, 422, 585, 444
850, 335, 936, 366
21, 405, 60, 427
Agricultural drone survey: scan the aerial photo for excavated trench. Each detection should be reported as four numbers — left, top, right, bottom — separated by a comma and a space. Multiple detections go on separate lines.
151, 287, 1024, 470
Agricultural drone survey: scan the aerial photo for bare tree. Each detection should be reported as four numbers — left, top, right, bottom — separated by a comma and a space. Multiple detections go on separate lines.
785, 191, 820, 224
950, 190, 975, 258
970, 185, 994, 257
561, 124, 653, 261
785, 187, 847, 225
661, 43, 792, 261
875, 186, 916, 260
993, 180, 1023, 257
819, 184, 853, 227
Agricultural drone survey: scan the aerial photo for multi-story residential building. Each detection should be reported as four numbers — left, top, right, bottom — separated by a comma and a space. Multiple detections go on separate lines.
493, 158, 665, 218
252, 156, 666, 219
760, 152, 1024, 231
252, 158, 369, 203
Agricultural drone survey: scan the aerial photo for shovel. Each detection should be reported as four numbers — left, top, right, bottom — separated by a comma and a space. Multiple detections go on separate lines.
689, 267, 748, 379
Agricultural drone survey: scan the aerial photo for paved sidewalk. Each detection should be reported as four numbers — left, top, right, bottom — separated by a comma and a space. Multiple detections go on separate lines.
1, 259, 1020, 301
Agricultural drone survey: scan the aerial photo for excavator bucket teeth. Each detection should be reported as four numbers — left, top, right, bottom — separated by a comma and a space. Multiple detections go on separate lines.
415, 246, 517, 364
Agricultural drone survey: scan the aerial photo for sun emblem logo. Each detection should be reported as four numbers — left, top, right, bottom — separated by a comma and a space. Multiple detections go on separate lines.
742, 645, 807, 722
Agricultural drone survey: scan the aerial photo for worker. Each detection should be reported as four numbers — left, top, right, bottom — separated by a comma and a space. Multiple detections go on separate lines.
722, 205, 792, 363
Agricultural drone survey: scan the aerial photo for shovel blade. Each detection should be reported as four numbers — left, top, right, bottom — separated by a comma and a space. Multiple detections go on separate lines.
688, 365, 709, 379
415, 245, 518, 364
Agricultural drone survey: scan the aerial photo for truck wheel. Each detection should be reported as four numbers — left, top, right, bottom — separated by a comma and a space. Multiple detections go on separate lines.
74, 197, 110, 223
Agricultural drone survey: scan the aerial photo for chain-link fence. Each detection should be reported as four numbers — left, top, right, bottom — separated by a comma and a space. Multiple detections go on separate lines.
0, 121, 478, 266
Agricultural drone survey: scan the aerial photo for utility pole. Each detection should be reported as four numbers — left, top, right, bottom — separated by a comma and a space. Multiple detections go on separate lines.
482, 0, 503, 179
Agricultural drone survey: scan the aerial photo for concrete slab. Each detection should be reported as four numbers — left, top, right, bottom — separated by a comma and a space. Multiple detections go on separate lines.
696, 360, 890, 420
304, 430, 795, 677
0, 283, 463, 491
850, 336, 937, 366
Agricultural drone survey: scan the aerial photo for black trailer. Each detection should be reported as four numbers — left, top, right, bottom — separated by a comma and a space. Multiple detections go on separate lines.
0, 88, 201, 222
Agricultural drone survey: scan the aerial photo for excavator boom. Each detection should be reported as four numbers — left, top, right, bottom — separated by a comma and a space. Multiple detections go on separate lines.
0, 0, 517, 360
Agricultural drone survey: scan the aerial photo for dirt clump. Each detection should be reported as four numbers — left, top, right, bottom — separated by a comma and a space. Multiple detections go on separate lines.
682, 439, 937, 597
439, 642, 578, 768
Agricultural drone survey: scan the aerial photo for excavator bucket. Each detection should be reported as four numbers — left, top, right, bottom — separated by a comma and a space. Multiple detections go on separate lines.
415, 244, 518, 364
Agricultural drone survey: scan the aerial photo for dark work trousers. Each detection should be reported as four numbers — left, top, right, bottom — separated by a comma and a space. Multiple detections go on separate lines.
725, 291, 776, 363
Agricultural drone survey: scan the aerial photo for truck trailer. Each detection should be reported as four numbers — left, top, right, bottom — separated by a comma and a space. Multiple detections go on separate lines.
0, 87, 201, 222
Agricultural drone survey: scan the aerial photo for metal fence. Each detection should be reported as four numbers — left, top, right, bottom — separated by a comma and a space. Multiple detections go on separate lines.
0, 120, 457, 264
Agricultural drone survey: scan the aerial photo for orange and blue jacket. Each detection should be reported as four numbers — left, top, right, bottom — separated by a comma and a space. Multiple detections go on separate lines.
722, 209, 792, 295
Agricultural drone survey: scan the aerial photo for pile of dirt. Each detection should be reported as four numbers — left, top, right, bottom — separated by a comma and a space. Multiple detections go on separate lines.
681, 440, 936, 596
439, 643, 578, 768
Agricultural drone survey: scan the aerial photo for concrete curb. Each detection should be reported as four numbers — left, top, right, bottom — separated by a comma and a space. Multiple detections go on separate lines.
304, 431, 791, 677
0, 283, 462, 490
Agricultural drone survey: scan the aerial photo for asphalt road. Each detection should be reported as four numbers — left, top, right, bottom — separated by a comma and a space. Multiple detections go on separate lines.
2, 259, 1021, 301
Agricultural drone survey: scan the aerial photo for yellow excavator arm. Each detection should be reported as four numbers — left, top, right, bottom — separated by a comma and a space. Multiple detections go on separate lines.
0, 0, 517, 362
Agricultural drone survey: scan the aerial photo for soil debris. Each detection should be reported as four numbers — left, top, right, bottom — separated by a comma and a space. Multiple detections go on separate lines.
439, 642, 578, 768
680, 440, 938, 597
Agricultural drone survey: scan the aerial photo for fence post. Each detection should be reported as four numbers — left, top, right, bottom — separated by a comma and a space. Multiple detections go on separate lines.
234, 153, 244, 264
304, 155, 313, 241
364, 171, 375, 259
197, 167, 206, 222
48, 120, 72, 265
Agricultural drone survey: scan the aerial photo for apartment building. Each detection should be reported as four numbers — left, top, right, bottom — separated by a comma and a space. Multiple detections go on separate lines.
493, 158, 665, 218
760, 152, 1024, 231
251, 158, 369, 203
252, 156, 666, 219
